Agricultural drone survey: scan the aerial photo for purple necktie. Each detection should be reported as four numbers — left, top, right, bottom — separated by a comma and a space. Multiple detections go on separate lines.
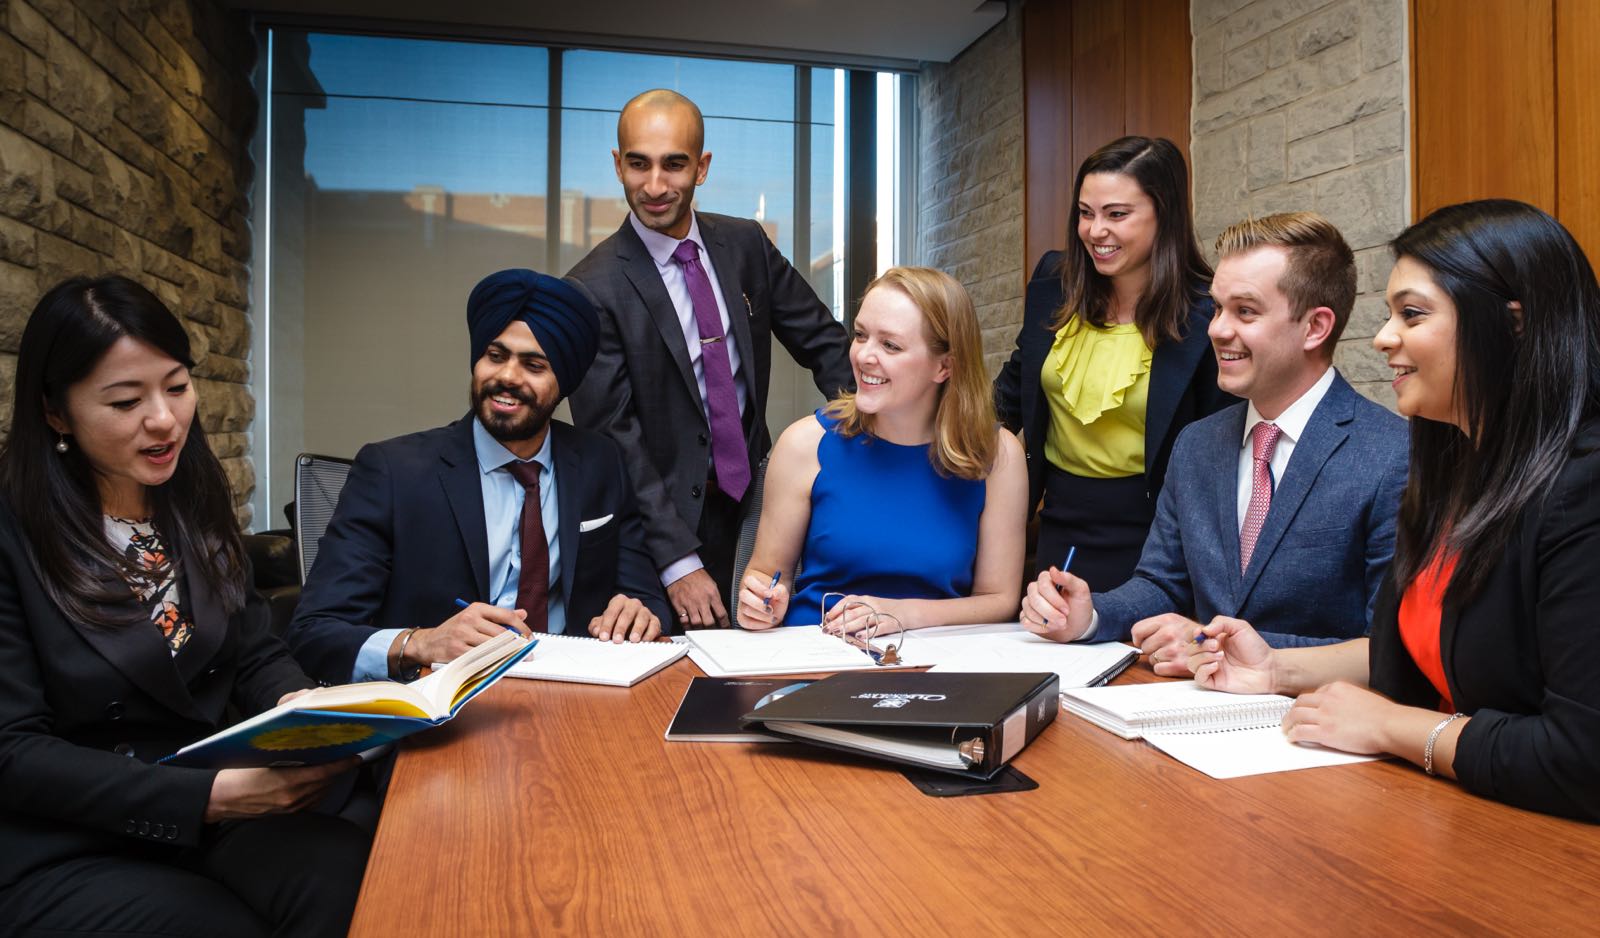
671, 239, 750, 501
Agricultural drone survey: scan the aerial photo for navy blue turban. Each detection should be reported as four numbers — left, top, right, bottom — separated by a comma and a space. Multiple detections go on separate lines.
466, 269, 599, 398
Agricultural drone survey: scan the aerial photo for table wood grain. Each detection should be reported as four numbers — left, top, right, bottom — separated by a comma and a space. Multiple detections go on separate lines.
350, 660, 1600, 936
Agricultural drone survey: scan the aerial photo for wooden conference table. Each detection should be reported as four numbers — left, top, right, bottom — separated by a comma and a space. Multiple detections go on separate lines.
349, 658, 1600, 936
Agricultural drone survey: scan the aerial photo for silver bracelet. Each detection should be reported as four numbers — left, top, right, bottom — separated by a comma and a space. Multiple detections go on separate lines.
395, 624, 422, 675
1423, 712, 1464, 776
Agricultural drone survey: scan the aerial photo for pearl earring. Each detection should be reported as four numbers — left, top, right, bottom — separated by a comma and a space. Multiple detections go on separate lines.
54, 435, 68, 453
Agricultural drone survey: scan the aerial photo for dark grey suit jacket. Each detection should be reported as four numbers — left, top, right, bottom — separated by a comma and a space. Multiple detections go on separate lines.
565, 212, 852, 571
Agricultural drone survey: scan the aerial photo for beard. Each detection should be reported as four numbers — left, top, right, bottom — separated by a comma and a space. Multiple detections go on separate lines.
472, 380, 557, 443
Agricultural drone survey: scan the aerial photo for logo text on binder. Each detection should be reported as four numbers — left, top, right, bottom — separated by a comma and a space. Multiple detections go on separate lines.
853, 693, 948, 709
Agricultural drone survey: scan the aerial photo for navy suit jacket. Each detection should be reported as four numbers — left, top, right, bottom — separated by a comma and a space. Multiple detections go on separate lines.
287, 417, 669, 684
1087, 372, 1409, 647
994, 251, 1236, 508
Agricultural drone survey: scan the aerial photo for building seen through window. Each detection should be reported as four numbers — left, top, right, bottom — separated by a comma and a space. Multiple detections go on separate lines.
256, 29, 908, 526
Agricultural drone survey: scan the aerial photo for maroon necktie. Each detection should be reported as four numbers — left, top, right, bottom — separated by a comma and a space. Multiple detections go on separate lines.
1239, 422, 1282, 572
671, 239, 751, 501
506, 461, 549, 632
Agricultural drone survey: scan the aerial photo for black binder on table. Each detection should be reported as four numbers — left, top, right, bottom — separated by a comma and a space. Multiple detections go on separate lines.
743, 671, 1059, 779
665, 677, 813, 742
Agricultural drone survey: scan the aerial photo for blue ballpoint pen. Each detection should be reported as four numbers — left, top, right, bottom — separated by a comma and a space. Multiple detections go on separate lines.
455, 597, 524, 636
764, 571, 782, 612
1040, 546, 1078, 629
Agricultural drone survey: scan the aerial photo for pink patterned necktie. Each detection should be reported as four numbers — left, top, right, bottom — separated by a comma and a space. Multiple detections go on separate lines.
1239, 422, 1282, 572
671, 239, 750, 501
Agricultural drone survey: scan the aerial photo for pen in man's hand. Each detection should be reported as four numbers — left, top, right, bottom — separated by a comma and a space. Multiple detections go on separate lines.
455, 597, 524, 636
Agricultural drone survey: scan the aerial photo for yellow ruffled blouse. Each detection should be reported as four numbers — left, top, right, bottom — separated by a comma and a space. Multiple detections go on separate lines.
1040, 319, 1152, 478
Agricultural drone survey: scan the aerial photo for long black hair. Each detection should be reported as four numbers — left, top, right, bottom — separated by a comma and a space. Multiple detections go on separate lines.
0, 275, 248, 626
1391, 200, 1600, 603
1053, 136, 1213, 346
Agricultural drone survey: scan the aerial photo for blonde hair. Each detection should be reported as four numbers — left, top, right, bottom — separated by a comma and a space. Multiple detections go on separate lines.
1214, 211, 1357, 346
822, 267, 997, 480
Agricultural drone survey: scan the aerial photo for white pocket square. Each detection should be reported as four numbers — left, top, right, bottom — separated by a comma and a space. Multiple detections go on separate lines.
578, 514, 614, 533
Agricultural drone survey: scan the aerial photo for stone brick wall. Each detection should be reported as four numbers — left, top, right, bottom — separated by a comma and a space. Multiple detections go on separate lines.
916, 3, 1025, 380
0, 0, 258, 521
1191, 0, 1408, 407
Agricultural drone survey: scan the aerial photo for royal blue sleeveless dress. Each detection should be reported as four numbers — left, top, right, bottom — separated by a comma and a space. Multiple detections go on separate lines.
787, 409, 986, 625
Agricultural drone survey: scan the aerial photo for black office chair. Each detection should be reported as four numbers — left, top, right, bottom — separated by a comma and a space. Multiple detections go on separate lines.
293, 453, 353, 583
242, 529, 300, 635
727, 458, 800, 620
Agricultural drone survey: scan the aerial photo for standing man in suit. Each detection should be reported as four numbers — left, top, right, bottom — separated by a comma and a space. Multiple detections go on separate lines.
287, 269, 669, 686
566, 89, 852, 632
1020, 212, 1408, 673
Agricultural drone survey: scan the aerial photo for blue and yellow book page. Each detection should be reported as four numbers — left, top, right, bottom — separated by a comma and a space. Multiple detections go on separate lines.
160, 709, 439, 768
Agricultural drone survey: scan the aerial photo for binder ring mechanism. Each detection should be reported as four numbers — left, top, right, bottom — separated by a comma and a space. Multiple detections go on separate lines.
820, 593, 908, 666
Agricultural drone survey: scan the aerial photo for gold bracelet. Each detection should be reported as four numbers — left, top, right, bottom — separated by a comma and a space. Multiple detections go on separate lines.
1423, 712, 1464, 776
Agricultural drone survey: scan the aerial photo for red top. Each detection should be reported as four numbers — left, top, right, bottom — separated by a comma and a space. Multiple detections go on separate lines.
1397, 551, 1457, 712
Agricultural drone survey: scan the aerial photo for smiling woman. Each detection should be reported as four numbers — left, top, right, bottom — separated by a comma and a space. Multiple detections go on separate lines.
0, 276, 370, 936
1189, 201, 1600, 822
994, 136, 1234, 592
733, 266, 1028, 633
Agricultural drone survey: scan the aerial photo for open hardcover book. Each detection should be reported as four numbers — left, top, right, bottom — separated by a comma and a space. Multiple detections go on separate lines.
161, 630, 536, 768
1060, 680, 1379, 779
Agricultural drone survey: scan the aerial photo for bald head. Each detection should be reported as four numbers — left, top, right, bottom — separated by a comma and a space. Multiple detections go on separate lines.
618, 89, 705, 154
613, 89, 713, 240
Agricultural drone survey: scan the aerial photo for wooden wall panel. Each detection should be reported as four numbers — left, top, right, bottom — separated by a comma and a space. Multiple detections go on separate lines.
1070, 0, 1128, 180
1022, 0, 1192, 273
1413, 0, 1555, 217
1023, 0, 1075, 278
1122, 0, 1193, 163
1557, 0, 1600, 264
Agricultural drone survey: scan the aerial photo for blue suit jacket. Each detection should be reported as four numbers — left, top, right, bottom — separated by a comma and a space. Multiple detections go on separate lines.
1087, 373, 1409, 647
287, 417, 669, 684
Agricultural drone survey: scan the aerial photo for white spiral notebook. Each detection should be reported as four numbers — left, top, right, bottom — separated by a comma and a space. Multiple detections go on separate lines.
1060, 680, 1380, 778
502, 634, 686, 687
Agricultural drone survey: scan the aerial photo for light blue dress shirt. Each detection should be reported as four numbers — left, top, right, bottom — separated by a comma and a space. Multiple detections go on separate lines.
351, 418, 566, 682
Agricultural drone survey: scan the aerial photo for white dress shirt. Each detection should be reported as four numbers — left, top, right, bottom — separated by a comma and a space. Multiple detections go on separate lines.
1235, 366, 1336, 531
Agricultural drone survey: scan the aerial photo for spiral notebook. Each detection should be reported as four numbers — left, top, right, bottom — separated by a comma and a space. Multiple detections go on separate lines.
502, 633, 686, 687
1060, 680, 1380, 778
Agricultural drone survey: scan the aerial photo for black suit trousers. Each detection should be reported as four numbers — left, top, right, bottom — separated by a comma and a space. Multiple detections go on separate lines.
697, 485, 745, 600
0, 812, 369, 938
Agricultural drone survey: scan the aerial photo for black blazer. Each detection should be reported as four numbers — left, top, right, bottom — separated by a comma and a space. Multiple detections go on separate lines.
0, 506, 311, 890
566, 212, 853, 570
993, 251, 1236, 508
287, 417, 669, 684
1369, 422, 1600, 822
